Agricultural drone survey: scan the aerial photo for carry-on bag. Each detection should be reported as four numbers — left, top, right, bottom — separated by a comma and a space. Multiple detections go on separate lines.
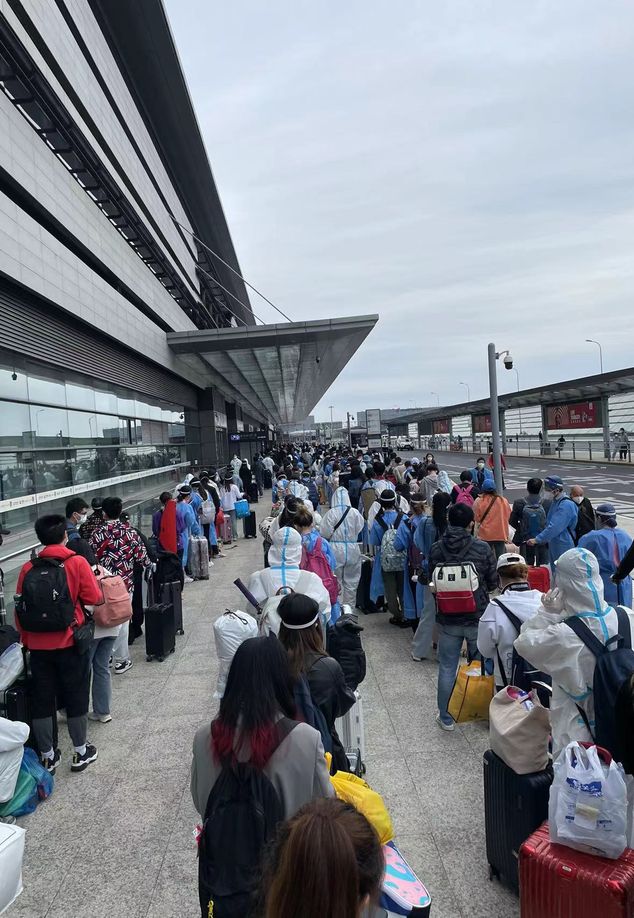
520, 821, 634, 918
483, 749, 552, 891
335, 690, 366, 761
161, 582, 184, 636
234, 499, 249, 520
527, 564, 550, 593
221, 515, 233, 544
489, 687, 550, 775
263, 468, 272, 489
243, 510, 257, 539
144, 602, 175, 662
380, 841, 432, 917
448, 658, 494, 723
0, 821, 25, 914
187, 536, 209, 580
356, 557, 381, 614
213, 609, 258, 699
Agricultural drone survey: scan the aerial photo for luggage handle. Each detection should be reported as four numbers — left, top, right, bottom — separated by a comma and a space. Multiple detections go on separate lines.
233, 578, 263, 615
578, 740, 613, 765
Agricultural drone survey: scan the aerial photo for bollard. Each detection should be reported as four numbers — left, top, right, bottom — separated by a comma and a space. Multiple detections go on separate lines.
572, 442, 576, 459
589, 441, 592, 460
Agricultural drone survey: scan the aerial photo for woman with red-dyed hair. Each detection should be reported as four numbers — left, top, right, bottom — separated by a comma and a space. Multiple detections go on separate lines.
190, 635, 333, 819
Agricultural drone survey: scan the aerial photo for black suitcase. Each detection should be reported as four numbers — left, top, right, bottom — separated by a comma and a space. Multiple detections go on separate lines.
483, 749, 552, 892
145, 602, 176, 662
356, 557, 381, 614
248, 482, 259, 504
243, 510, 257, 539
263, 469, 272, 489
0, 682, 30, 724
161, 581, 184, 636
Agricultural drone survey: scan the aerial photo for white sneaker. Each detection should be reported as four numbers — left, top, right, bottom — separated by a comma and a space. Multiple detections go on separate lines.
411, 652, 423, 662
184, 575, 194, 584
114, 659, 133, 675
88, 712, 112, 723
435, 713, 455, 732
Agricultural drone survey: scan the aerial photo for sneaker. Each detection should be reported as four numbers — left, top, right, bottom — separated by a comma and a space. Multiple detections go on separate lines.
411, 652, 423, 662
88, 712, 112, 723
435, 713, 455, 732
41, 748, 61, 774
216, 551, 226, 558
184, 575, 194, 584
114, 659, 133, 674
71, 744, 98, 772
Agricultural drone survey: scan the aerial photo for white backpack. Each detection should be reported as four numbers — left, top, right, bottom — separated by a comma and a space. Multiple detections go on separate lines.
200, 498, 215, 525
259, 587, 295, 636
432, 546, 479, 615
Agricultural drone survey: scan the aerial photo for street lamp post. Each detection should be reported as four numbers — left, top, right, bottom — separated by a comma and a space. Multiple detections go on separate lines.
346, 412, 354, 448
585, 339, 604, 374
514, 368, 522, 437
430, 391, 440, 408
459, 381, 471, 403
329, 405, 334, 444
487, 343, 514, 493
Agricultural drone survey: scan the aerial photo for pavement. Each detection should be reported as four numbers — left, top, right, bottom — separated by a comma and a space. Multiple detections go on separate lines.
14, 454, 634, 917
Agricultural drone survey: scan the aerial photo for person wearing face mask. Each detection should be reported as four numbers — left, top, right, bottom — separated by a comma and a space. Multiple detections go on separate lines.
526, 475, 578, 574
419, 462, 441, 505
570, 485, 595, 543
471, 456, 494, 489
578, 503, 633, 607
64, 497, 97, 565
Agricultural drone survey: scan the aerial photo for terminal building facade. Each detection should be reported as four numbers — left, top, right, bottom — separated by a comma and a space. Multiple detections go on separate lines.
0, 0, 377, 585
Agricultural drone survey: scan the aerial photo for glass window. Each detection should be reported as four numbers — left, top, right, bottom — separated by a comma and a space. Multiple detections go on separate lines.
119, 418, 131, 445
66, 381, 96, 412
94, 387, 117, 414
31, 405, 69, 447
134, 399, 151, 420
97, 415, 121, 446
0, 401, 33, 449
34, 451, 73, 491
131, 419, 143, 444
0, 364, 28, 401
0, 452, 36, 500
117, 394, 136, 416
27, 368, 66, 407
67, 409, 94, 446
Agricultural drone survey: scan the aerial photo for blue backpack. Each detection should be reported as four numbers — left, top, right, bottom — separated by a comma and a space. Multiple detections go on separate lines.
521, 502, 546, 541
566, 606, 634, 773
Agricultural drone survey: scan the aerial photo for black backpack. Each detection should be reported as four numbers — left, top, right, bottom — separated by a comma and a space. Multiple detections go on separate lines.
327, 614, 366, 692
16, 556, 76, 632
198, 718, 298, 918
566, 606, 634, 774
293, 676, 332, 755
493, 598, 552, 707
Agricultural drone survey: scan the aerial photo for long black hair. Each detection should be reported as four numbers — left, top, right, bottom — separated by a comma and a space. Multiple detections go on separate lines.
432, 491, 451, 536
211, 636, 296, 768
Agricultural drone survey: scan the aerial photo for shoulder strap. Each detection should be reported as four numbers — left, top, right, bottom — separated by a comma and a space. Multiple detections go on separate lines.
332, 506, 351, 533
478, 495, 497, 526
492, 597, 523, 633
376, 512, 388, 533
616, 606, 633, 650
565, 615, 608, 658
394, 511, 404, 529
496, 648, 509, 688
269, 717, 298, 759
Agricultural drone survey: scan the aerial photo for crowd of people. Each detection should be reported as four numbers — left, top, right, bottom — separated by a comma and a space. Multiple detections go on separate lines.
7, 440, 634, 916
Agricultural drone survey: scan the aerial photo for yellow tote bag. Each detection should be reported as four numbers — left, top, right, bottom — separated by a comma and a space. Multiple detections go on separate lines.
326, 755, 394, 844
448, 658, 494, 723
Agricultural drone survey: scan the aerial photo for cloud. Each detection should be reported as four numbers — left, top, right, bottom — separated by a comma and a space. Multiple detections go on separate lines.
165, 0, 634, 421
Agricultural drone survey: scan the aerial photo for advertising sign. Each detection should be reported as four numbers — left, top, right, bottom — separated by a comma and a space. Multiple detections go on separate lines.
473, 413, 492, 433
546, 401, 599, 430
432, 418, 450, 435
366, 409, 382, 435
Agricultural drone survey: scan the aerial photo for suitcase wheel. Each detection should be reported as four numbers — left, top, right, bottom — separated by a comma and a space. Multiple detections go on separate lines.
488, 865, 499, 882
157, 655, 164, 662
360, 762, 366, 776
170, 647, 175, 654
177, 629, 185, 636
146, 655, 153, 662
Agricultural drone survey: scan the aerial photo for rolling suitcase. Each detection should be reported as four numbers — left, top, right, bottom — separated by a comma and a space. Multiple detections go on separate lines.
247, 482, 259, 504
263, 469, 272, 489
356, 558, 381, 614
335, 690, 366, 774
527, 565, 550, 593
520, 821, 634, 918
162, 582, 184, 636
145, 602, 175, 662
483, 749, 552, 892
221, 516, 233, 544
187, 536, 209, 580
243, 511, 257, 539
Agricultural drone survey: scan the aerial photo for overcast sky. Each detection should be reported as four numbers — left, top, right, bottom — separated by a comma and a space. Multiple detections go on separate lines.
165, 1, 634, 423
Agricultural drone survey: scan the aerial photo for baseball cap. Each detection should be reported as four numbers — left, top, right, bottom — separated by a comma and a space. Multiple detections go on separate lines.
481, 479, 496, 493
496, 552, 525, 571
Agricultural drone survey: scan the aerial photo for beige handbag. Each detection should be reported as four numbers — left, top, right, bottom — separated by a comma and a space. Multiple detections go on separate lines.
489, 687, 550, 774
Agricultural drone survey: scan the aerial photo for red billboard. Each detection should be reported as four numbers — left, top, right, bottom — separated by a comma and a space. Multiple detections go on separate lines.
546, 401, 599, 430
432, 418, 450, 434
473, 413, 492, 433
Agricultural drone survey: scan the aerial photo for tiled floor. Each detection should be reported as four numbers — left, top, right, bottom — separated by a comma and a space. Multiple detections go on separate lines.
14, 504, 519, 917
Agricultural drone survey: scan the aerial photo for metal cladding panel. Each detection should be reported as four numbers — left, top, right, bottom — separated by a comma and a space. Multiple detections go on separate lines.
0, 282, 198, 407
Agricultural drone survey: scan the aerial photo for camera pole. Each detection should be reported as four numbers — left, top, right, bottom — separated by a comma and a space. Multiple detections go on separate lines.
487, 342, 504, 493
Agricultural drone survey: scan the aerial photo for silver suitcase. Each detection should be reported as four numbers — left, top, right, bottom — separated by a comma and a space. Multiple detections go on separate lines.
335, 690, 365, 772
187, 536, 209, 580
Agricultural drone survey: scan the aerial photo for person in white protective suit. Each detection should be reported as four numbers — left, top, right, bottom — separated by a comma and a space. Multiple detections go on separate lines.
247, 526, 331, 624
286, 478, 310, 502
515, 547, 634, 757
319, 487, 365, 606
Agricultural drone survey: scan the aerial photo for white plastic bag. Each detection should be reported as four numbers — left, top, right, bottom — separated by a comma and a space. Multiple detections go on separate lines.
0, 717, 30, 804
213, 610, 258, 699
0, 644, 24, 693
549, 741, 628, 859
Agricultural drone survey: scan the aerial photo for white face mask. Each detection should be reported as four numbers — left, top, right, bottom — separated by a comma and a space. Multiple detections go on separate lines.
477, 462, 485, 469
77, 513, 88, 525
572, 495, 583, 505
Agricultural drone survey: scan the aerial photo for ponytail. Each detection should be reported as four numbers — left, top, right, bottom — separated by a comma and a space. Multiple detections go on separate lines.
261, 798, 383, 918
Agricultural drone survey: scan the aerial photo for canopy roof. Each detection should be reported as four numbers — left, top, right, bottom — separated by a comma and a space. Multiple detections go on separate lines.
168, 315, 378, 426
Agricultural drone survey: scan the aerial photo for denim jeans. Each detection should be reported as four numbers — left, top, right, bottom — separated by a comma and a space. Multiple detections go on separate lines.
436, 622, 480, 725
89, 636, 117, 716
112, 621, 130, 664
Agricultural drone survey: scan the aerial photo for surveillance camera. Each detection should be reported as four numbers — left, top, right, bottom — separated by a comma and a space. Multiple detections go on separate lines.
11, 372, 17, 381
503, 354, 513, 370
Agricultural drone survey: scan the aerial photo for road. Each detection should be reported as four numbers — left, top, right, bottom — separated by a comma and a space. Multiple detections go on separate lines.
417, 449, 634, 533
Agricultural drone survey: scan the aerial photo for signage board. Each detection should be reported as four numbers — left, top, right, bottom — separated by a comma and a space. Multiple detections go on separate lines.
229, 431, 268, 443
368, 436, 383, 449
546, 401, 599, 430
432, 418, 450, 435
366, 409, 382, 435
473, 413, 492, 433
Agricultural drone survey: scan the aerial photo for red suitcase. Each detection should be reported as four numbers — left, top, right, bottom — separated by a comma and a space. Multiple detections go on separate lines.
527, 565, 550, 593
520, 822, 634, 918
